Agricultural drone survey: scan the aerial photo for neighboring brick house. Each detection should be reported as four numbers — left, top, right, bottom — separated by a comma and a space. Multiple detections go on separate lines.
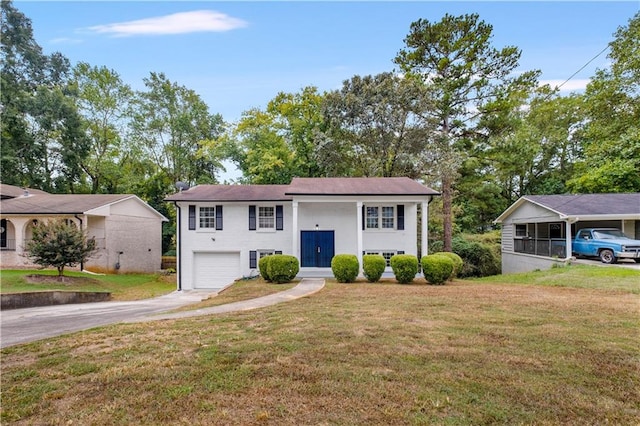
165, 177, 439, 290
0, 184, 168, 273
495, 193, 640, 273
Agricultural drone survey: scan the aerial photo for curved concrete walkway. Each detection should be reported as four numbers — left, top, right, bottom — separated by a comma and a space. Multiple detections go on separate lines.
0, 279, 325, 348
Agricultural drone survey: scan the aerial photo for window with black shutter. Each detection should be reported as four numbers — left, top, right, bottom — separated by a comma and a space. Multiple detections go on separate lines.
188, 205, 196, 230
397, 205, 404, 230
276, 205, 284, 230
249, 205, 256, 230
216, 205, 223, 230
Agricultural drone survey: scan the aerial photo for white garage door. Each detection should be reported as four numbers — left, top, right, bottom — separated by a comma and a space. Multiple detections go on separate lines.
193, 252, 241, 289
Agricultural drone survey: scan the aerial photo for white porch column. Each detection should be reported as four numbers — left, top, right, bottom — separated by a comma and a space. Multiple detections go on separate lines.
356, 201, 363, 272
292, 201, 299, 259
421, 201, 429, 257
565, 220, 573, 260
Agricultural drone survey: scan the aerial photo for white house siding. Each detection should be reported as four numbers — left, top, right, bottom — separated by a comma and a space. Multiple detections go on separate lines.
499, 201, 564, 274
297, 202, 357, 256
176, 202, 293, 290
176, 199, 424, 289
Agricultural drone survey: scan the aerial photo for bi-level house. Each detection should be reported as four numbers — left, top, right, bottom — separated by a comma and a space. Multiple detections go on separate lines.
165, 177, 439, 290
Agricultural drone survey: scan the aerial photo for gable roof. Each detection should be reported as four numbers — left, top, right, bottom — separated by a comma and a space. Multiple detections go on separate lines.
0, 183, 49, 199
165, 185, 292, 202
0, 193, 168, 221
286, 177, 439, 196
164, 178, 439, 202
495, 193, 640, 223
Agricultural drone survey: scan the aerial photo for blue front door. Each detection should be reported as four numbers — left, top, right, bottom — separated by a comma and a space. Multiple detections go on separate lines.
301, 231, 335, 267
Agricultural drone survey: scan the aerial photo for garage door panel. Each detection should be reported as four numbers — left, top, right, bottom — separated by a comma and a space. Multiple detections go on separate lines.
194, 252, 240, 289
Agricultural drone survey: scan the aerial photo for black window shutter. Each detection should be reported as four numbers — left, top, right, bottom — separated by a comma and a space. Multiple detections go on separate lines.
397, 205, 405, 230
249, 205, 256, 230
188, 205, 196, 230
249, 250, 257, 269
362, 205, 365, 230
276, 205, 284, 230
397, 250, 405, 255
216, 205, 223, 230
275, 250, 283, 255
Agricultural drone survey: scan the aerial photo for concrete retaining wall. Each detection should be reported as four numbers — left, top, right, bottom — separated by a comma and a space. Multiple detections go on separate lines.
1, 291, 111, 310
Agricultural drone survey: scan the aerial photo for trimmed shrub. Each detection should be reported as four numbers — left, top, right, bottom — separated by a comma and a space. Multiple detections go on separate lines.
433, 251, 463, 278
331, 254, 359, 283
267, 255, 299, 283
363, 254, 386, 282
258, 255, 272, 281
421, 254, 454, 285
390, 254, 418, 284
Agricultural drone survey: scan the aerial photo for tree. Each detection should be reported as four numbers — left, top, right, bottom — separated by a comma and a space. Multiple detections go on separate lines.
394, 13, 539, 250
130, 72, 225, 188
568, 12, 640, 193
222, 86, 327, 184
1, 0, 88, 192
73, 62, 134, 193
24, 220, 97, 277
318, 72, 429, 178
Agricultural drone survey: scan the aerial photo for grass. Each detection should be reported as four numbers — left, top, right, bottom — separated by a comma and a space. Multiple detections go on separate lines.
0, 269, 176, 301
473, 263, 640, 293
1, 265, 639, 425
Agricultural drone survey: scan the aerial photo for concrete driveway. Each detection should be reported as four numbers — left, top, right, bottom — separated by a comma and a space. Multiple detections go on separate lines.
0, 279, 325, 349
573, 258, 640, 270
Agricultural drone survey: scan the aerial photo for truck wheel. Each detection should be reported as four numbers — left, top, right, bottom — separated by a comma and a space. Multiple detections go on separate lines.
599, 249, 616, 264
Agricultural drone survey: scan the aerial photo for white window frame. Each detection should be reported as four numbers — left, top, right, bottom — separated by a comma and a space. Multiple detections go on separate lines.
365, 205, 395, 230
258, 249, 275, 259
198, 206, 216, 230
258, 206, 275, 230
365, 250, 397, 267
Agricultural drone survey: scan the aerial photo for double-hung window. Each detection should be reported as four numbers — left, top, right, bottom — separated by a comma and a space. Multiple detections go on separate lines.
258, 206, 275, 230
366, 206, 395, 230
199, 207, 216, 229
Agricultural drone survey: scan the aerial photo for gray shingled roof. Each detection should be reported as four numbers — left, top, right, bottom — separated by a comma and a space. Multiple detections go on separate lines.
0, 183, 49, 199
286, 177, 439, 196
164, 178, 439, 202
0, 194, 135, 215
525, 193, 640, 216
165, 185, 292, 202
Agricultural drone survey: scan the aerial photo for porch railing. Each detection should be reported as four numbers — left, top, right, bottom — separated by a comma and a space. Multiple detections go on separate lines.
514, 238, 566, 258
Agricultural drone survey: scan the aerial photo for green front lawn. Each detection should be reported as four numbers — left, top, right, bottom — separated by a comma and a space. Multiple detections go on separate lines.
2, 265, 639, 425
0, 269, 176, 301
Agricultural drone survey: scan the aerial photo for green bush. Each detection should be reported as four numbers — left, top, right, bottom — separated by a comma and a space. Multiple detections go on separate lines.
390, 254, 418, 284
258, 255, 272, 281
267, 255, 299, 283
363, 255, 386, 282
432, 251, 463, 278
421, 254, 454, 285
451, 237, 501, 278
331, 254, 359, 283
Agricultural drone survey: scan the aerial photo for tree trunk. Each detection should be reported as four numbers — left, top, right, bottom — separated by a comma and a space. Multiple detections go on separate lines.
442, 175, 453, 252
57, 266, 64, 277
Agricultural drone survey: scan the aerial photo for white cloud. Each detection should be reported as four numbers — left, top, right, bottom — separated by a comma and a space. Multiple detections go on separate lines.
540, 79, 591, 93
86, 10, 248, 37
49, 37, 83, 45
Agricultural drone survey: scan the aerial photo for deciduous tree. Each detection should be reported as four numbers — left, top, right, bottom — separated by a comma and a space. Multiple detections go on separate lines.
24, 220, 97, 277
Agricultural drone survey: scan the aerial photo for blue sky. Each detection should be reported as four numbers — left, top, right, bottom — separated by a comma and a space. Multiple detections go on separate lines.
17, 1, 639, 125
